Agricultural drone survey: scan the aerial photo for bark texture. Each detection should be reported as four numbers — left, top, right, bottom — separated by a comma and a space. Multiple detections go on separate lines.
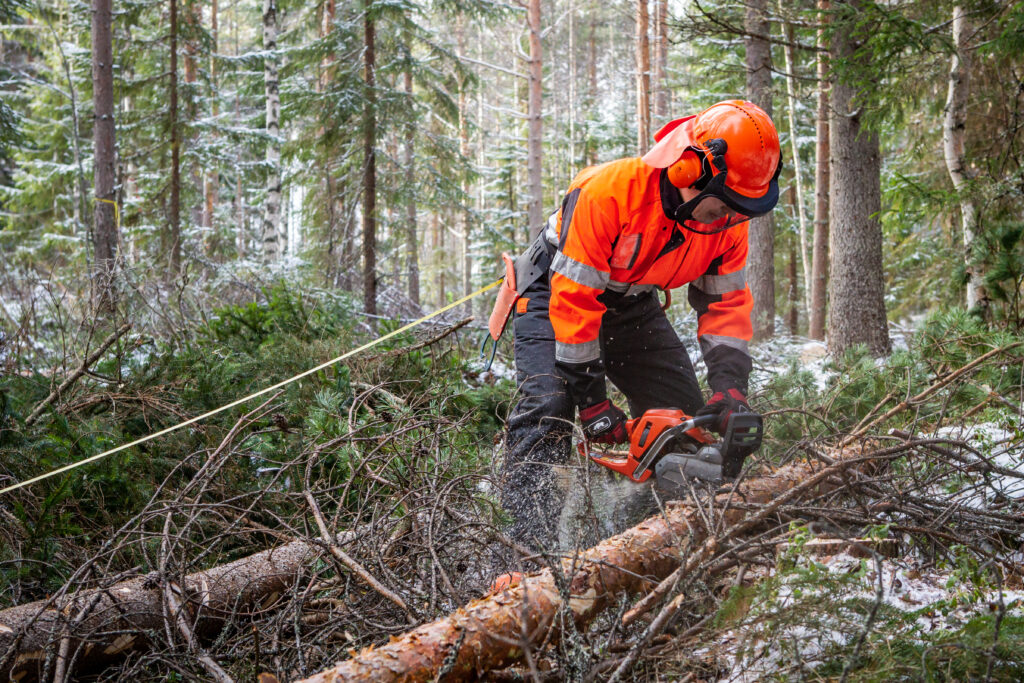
526, 0, 543, 239
744, 0, 775, 341
809, 0, 830, 341
942, 5, 986, 313
297, 456, 852, 683
91, 0, 118, 308
827, 2, 890, 357
0, 540, 319, 682
262, 0, 283, 263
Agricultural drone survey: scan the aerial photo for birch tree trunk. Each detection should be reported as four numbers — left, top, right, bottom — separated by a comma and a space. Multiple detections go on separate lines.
827, 1, 890, 357
526, 0, 544, 239
809, 0, 830, 341
942, 5, 986, 314
261, 0, 282, 263
635, 0, 650, 153
363, 3, 378, 314
91, 0, 118, 310
744, 0, 775, 341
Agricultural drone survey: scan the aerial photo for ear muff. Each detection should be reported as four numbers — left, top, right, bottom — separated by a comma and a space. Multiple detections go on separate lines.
666, 149, 704, 189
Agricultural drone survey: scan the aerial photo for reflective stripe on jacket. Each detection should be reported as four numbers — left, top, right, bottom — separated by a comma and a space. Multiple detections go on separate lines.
547, 157, 753, 404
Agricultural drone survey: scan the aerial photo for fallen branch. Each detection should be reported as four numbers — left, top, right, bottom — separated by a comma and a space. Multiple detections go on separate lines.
295, 447, 890, 683
0, 535, 346, 682
24, 323, 132, 426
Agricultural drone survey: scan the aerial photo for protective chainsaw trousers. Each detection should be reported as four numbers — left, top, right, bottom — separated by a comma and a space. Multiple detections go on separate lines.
501, 267, 705, 554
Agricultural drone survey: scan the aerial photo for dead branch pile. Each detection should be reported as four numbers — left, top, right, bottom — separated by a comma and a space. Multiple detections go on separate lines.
1, 340, 1022, 682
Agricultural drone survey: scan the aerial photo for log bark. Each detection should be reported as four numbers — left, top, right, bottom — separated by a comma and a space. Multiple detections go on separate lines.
296, 452, 863, 683
0, 538, 337, 682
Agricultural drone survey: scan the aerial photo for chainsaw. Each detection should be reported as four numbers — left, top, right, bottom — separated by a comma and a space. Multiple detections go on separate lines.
579, 408, 763, 492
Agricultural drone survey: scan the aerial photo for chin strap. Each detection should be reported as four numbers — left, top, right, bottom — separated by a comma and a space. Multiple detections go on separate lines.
671, 140, 735, 236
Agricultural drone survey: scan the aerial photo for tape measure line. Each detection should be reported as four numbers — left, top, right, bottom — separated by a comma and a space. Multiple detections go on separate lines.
0, 279, 503, 496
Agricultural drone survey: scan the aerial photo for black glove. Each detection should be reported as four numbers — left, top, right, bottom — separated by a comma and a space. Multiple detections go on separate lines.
696, 388, 749, 435
579, 399, 628, 445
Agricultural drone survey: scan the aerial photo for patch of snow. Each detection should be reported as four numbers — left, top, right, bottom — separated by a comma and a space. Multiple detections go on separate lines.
750, 334, 835, 392
717, 553, 1024, 681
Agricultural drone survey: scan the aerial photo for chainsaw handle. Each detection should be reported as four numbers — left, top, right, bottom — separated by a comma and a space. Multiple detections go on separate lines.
625, 412, 716, 437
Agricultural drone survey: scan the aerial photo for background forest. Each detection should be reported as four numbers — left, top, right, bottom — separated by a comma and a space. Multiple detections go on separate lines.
1, 0, 1023, 681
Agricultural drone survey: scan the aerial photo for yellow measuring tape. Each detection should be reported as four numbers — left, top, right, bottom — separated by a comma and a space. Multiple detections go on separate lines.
95, 197, 121, 231
0, 278, 503, 496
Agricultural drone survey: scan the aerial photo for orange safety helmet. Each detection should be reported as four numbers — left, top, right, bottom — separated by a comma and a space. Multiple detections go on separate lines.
643, 100, 782, 229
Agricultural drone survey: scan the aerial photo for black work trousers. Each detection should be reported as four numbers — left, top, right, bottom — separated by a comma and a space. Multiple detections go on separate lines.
500, 270, 704, 555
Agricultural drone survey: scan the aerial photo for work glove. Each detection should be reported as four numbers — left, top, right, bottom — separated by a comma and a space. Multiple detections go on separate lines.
696, 388, 750, 435
579, 399, 628, 445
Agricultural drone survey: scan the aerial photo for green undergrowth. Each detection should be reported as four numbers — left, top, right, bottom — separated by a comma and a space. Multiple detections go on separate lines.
713, 526, 1024, 681
756, 309, 1023, 448
0, 284, 513, 602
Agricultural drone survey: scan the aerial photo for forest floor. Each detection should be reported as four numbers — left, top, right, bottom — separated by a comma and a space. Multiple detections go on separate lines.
1, 285, 1022, 681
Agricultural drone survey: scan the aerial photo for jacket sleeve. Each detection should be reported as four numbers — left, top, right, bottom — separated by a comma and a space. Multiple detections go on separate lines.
687, 225, 754, 394
549, 188, 619, 409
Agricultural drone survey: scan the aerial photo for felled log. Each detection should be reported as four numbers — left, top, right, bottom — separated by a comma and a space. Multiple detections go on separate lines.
0, 539, 320, 682
298, 452, 870, 683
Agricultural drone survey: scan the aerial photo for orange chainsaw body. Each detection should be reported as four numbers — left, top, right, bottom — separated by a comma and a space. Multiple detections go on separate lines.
583, 409, 716, 483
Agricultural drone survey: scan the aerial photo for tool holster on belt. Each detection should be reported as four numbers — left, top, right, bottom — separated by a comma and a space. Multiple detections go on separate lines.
481, 234, 556, 369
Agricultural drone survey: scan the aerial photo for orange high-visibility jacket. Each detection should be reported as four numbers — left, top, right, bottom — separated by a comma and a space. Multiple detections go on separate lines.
547, 157, 752, 402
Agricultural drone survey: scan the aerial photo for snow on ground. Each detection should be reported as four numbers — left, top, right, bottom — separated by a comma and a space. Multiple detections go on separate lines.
717, 553, 1024, 681
750, 333, 833, 392
925, 422, 1024, 508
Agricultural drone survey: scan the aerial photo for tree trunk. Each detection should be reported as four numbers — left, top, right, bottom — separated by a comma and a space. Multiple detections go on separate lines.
635, 0, 650, 153
787, 187, 800, 334
363, 4, 377, 314
202, 0, 218, 245
457, 14, 472, 313
262, 0, 282, 263
827, 1, 890, 357
183, 0, 203, 233
91, 0, 118, 310
779, 7, 810, 322
653, 0, 668, 121
809, 0, 830, 341
0, 539, 319, 682
404, 61, 420, 308
744, 0, 775, 341
168, 0, 182, 274
942, 5, 986, 314
296, 454, 857, 683
526, 0, 543, 239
